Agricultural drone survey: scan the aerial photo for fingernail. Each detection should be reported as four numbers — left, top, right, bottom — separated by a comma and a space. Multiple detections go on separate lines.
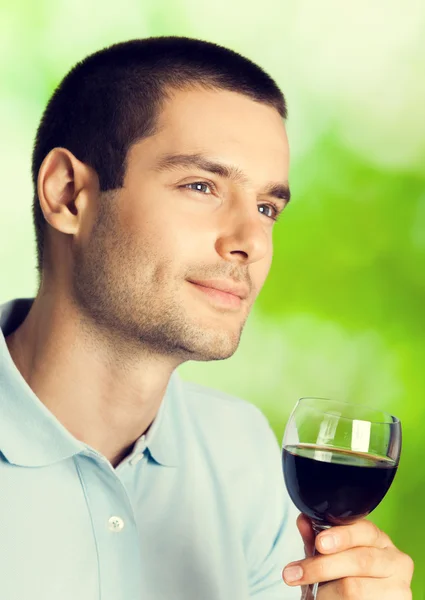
320, 534, 336, 550
283, 564, 303, 583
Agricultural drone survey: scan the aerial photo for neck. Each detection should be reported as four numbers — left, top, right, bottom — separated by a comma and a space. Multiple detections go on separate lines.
5, 289, 180, 467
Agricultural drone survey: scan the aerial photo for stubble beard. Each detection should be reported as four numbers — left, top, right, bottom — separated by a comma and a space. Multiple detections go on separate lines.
71, 197, 247, 363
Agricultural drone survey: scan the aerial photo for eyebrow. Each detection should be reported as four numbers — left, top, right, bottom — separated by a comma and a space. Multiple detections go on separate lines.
154, 152, 291, 205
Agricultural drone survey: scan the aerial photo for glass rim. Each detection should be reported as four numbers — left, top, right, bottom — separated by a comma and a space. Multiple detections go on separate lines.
297, 397, 401, 425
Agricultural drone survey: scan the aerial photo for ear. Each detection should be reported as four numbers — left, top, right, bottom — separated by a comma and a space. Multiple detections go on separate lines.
37, 147, 98, 236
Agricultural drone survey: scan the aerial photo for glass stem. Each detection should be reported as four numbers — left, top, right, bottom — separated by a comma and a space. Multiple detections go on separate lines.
303, 522, 332, 600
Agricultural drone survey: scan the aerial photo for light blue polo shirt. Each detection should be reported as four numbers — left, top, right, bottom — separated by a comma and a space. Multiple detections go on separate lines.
0, 298, 302, 600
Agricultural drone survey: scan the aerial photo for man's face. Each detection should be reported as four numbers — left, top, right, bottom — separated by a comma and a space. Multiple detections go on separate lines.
73, 87, 290, 361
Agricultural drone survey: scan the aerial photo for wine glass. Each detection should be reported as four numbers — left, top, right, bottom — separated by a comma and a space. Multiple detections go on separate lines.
282, 398, 401, 600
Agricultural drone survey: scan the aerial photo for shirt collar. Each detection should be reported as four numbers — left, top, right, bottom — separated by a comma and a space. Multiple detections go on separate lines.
0, 298, 180, 468
146, 372, 181, 468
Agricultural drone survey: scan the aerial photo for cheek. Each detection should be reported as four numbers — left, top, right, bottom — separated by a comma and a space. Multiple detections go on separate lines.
121, 210, 205, 281
119, 183, 221, 263
251, 253, 273, 294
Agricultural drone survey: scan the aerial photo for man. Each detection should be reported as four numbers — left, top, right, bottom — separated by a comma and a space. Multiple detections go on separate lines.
1, 37, 413, 599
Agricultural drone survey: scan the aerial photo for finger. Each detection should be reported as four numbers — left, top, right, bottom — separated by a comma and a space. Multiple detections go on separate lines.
283, 546, 397, 586
315, 519, 394, 555
298, 579, 410, 600
296, 513, 315, 557
320, 576, 412, 600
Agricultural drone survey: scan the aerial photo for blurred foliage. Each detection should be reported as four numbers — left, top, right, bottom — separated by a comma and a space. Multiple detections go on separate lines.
1, 1, 424, 596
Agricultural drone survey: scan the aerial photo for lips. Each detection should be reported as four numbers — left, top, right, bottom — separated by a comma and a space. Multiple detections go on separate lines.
187, 279, 250, 300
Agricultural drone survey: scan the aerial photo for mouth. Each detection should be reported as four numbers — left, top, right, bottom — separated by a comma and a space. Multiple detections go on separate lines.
187, 279, 249, 310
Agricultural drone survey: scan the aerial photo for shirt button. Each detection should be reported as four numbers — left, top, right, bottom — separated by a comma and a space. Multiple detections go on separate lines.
129, 452, 145, 466
108, 516, 125, 532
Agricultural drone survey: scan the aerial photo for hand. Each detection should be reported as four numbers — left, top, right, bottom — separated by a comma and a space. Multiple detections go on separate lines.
282, 514, 414, 599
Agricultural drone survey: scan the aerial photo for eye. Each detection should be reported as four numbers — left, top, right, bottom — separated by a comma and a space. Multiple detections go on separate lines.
182, 182, 214, 194
258, 203, 280, 221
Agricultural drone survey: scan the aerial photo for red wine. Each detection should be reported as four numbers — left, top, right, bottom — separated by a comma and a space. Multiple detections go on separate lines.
282, 444, 398, 526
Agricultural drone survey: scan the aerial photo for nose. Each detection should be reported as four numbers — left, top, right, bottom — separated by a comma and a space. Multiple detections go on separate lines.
214, 203, 270, 265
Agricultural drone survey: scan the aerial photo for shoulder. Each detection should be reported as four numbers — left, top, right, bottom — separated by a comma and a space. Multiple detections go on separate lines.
180, 379, 273, 432
178, 378, 280, 463
179, 379, 304, 572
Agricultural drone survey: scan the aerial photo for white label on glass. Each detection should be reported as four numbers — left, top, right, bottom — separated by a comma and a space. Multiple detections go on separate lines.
351, 419, 371, 453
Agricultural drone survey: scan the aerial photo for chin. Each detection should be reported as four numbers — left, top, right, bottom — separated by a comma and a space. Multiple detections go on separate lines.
179, 329, 241, 362
191, 347, 238, 362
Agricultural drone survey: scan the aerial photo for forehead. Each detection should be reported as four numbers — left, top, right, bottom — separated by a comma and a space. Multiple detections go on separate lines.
130, 87, 289, 182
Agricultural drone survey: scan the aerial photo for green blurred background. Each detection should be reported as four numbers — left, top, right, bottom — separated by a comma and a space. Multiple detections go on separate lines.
1, 0, 424, 596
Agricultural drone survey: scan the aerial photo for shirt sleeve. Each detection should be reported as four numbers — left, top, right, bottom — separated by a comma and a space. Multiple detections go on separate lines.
245, 407, 305, 600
